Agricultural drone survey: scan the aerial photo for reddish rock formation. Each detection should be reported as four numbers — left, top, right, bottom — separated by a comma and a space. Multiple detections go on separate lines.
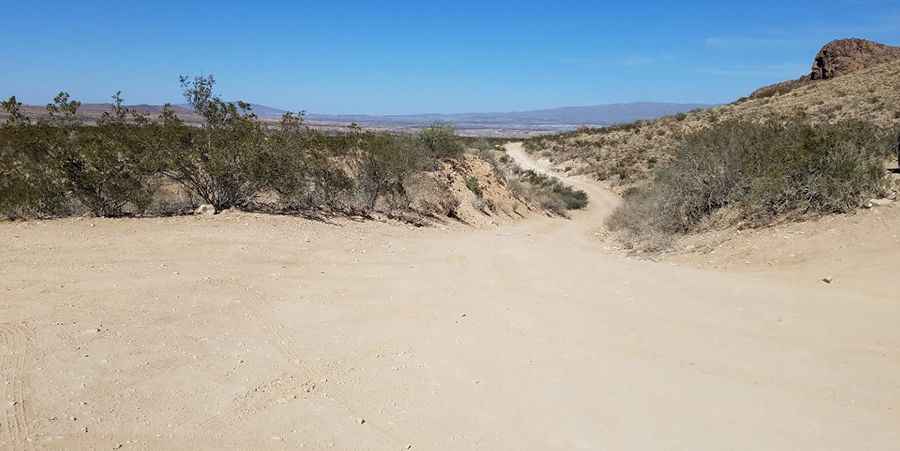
750, 38, 900, 99
810, 38, 900, 80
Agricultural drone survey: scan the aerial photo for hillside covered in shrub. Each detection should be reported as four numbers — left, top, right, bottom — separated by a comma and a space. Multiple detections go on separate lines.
522, 39, 900, 251
524, 40, 900, 193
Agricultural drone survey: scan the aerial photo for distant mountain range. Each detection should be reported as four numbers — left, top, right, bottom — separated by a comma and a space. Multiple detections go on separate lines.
170, 101, 713, 132
7, 101, 712, 137
303, 102, 712, 127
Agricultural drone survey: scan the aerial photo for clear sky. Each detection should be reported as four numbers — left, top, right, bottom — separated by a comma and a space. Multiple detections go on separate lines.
3, 0, 899, 114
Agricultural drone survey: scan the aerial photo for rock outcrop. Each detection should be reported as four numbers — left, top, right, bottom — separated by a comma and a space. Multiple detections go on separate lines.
751, 38, 900, 99
810, 38, 900, 80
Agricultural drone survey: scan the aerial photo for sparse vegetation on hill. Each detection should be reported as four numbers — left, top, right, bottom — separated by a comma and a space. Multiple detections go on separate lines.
607, 120, 896, 251
524, 46, 900, 194
522, 39, 900, 251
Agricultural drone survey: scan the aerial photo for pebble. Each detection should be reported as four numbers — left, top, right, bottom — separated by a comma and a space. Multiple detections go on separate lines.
822, 277, 833, 284
358, 417, 366, 425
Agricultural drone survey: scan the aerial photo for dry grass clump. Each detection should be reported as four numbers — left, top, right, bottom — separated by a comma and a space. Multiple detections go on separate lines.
606, 120, 896, 252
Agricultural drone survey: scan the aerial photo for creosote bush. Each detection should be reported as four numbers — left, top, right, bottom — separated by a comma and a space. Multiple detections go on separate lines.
607, 119, 895, 251
517, 170, 589, 214
0, 77, 475, 220
157, 75, 270, 211
2, 92, 162, 217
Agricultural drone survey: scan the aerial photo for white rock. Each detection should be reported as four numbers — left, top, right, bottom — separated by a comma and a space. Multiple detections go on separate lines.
195, 204, 216, 216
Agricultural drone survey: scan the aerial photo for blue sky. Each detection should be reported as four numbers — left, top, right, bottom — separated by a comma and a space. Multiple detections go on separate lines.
2, 0, 899, 114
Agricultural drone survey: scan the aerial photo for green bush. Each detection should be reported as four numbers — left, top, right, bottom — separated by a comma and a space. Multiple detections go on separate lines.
157, 75, 270, 211
607, 119, 894, 249
465, 176, 483, 197
0, 78, 472, 220
518, 170, 588, 214
358, 132, 426, 210
0, 124, 68, 218
2, 93, 160, 218
418, 123, 464, 160
60, 95, 161, 216
262, 113, 355, 212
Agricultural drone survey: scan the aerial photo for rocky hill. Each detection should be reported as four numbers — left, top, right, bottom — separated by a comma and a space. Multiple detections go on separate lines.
810, 38, 900, 80
751, 38, 900, 99
525, 38, 900, 192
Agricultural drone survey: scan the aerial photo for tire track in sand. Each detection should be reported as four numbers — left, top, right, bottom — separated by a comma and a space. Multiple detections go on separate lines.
0, 322, 35, 450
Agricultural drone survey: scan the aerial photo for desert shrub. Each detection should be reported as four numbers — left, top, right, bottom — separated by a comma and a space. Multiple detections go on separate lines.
518, 170, 588, 214
0, 78, 471, 221
158, 75, 270, 211
355, 125, 466, 211
1, 96, 77, 218
0, 123, 68, 218
418, 123, 464, 160
465, 176, 483, 197
358, 132, 428, 210
2, 93, 160, 218
261, 113, 355, 211
608, 119, 894, 249
59, 94, 161, 216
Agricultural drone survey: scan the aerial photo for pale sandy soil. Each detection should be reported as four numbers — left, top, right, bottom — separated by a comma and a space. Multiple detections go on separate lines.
665, 198, 900, 300
2, 144, 899, 450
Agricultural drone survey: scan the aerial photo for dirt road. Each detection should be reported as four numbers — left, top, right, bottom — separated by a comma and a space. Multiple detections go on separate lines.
1, 143, 898, 450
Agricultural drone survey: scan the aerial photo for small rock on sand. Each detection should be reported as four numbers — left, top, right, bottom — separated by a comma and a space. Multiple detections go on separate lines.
195, 204, 216, 216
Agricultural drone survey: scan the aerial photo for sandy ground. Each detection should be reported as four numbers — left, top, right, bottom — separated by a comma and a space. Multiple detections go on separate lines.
2, 143, 899, 450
